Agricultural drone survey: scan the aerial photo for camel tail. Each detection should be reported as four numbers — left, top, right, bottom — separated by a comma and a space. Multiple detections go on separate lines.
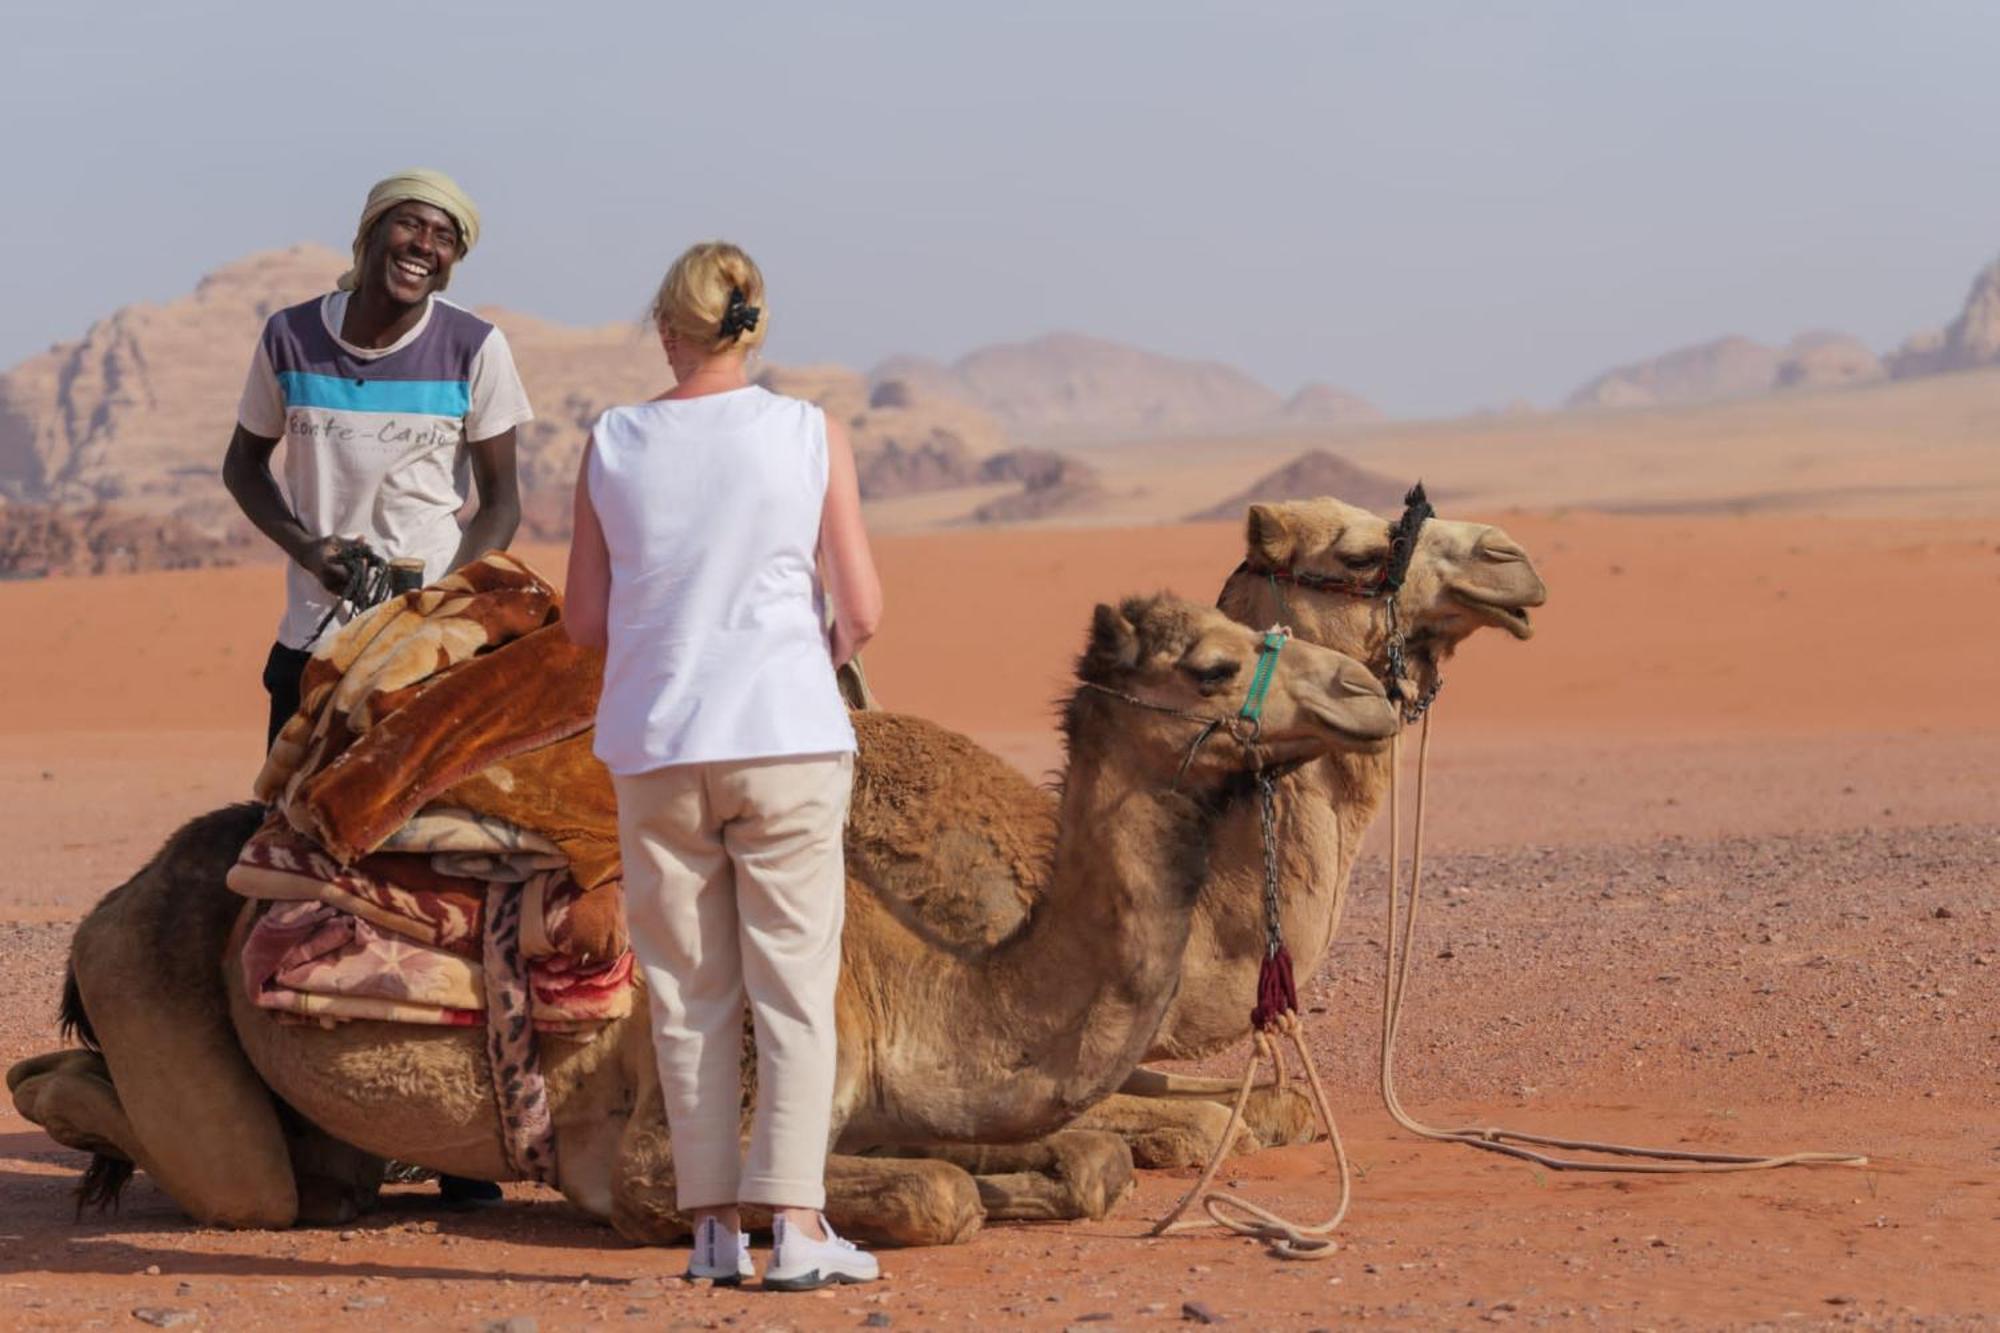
58, 963, 99, 1052
75, 1153, 135, 1217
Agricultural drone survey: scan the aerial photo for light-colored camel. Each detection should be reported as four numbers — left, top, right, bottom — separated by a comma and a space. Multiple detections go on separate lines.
844, 498, 1547, 1163
11, 595, 1398, 1245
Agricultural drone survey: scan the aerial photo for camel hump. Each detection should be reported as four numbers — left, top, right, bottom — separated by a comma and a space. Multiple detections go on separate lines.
846, 711, 1057, 951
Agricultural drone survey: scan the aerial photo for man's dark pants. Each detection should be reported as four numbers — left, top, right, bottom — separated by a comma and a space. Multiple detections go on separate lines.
260, 640, 503, 1208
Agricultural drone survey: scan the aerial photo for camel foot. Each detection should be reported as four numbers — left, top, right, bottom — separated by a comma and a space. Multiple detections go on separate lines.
8, 1049, 130, 1160
820, 1153, 983, 1247
1068, 1093, 1257, 1170
889, 1130, 1134, 1222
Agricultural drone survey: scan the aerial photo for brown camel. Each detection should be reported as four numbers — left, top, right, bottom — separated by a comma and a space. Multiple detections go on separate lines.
843, 497, 1547, 1164
11, 595, 1397, 1245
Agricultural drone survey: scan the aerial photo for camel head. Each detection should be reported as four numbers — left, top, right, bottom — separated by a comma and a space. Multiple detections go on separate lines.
1221, 495, 1547, 693
1070, 594, 1398, 781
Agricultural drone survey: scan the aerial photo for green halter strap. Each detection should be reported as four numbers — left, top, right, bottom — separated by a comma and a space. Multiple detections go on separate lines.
1238, 628, 1289, 725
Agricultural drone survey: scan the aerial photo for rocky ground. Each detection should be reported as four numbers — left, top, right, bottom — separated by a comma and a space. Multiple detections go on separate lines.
3, 823, 1994, 1331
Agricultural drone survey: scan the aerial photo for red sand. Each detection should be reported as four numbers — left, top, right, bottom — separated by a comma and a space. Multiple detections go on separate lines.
2, 513, 1997, 1328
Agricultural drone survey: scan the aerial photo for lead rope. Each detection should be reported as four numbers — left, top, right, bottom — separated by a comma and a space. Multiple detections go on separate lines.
1152, 703, 1865, 1264
1376, 708, 1866, 1173
1151, 720, 1357, 1258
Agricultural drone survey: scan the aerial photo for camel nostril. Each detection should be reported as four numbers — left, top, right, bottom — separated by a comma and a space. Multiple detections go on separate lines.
1333, 663, 1385, 698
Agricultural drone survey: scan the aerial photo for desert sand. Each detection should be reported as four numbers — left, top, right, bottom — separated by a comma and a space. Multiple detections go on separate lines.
2, 509, 1997, 1329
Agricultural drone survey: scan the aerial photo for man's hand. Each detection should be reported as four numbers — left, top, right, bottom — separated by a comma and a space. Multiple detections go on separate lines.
295, 536, 360, 597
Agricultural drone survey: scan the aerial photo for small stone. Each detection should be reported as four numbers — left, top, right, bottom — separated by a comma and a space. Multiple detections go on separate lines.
338, 1229, 358, 1242
1073, 1317, 1115, 1324
483, 1320, 538, 1333
626, 1278, 664, 1299
1825, 1295, 1854, 1306
863, 1316, 892, 1329
130, 1312, 197, 1329
1933, 906, 1954, 919
1182, 1301, 1223, 1325
174, 1284, 193, 1297
345, 1297, 388, 1312
142, 1266, 161, 1277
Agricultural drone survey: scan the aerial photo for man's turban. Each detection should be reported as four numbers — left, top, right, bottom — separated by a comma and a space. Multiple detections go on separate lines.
336, 169, 482, 293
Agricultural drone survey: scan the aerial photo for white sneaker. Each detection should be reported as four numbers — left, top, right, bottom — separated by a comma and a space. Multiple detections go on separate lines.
763, 1214, 880, 1291
685, 1216, 754, 1286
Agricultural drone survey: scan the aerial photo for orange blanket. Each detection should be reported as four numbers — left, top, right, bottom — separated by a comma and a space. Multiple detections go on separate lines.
254, 552, 624, 895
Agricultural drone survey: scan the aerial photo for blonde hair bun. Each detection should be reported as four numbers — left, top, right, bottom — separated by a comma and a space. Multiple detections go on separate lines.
651, 241, 768, 353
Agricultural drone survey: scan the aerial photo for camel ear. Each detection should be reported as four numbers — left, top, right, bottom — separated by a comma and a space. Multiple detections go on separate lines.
1245, 504, 1297, 569
1084, 602, 1141, 675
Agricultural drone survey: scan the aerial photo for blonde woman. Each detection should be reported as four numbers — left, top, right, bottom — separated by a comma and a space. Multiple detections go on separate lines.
564, 242, 883, 1290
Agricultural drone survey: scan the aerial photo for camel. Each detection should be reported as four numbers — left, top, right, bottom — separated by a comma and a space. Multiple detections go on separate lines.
11, 594, 1399, 1246
842, 497, 1548, 1164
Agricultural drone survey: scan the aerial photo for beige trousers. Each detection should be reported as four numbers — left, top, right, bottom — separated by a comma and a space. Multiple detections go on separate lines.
614, 753, 853, 1211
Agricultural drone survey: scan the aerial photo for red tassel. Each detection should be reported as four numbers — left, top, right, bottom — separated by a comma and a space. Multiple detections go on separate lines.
1251, 946, 1298, 1031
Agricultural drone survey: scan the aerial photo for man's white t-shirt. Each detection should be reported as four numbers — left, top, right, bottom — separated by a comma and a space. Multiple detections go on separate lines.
238, 291, 533, 649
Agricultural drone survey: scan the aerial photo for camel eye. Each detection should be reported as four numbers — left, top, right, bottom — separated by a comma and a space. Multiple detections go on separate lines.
1185, 660, 1241, 694
1341, 551, 1385, 571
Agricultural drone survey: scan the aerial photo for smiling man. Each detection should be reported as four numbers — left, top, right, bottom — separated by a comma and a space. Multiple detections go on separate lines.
220, 170, 529, 1212
224, 168, 532, 747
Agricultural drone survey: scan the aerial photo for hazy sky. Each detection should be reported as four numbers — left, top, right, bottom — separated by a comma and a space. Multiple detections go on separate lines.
6, 1, 2000, 416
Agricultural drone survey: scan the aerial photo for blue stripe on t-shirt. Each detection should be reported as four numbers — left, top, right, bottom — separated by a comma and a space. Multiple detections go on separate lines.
277, 371, 471, 417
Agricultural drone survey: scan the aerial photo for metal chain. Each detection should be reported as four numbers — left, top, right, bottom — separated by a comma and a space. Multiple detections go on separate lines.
1257, 768, 1283, 960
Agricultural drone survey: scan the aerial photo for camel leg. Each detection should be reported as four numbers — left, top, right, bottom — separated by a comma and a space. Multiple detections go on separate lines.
884, 1130, 1134, 1223
277, 1105, 386, 1227
1064, 1093, 1259, 1169
10, 1050, 146, 1165
66, 808, 302, 1228
1117, 1066, 1320, 1152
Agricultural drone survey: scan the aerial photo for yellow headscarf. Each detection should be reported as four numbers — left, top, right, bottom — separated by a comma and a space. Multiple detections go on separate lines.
335, 169, 482, 292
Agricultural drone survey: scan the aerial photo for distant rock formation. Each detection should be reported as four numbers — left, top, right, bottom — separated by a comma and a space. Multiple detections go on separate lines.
1565, 336, 1782, 410
756, 367, 1007, 501
1885, 256, 2000, 378
966, 452, 1106, 524
1775, 331, 1884, 389
874, 333, 1377, 439
0, 501, 250, 578
1185, 450, 1414, 523
1281, 382, 1384, 426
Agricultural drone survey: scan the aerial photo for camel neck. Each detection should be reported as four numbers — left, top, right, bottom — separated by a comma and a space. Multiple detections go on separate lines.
921, 713, 1214, 1139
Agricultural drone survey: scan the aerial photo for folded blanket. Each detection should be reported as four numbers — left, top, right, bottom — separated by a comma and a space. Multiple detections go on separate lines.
242, 899, 634, 1032
254, 551, 624, 896
229, 815, 627, 965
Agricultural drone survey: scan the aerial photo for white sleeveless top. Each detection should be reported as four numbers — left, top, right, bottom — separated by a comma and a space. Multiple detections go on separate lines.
586, 386, 855, 774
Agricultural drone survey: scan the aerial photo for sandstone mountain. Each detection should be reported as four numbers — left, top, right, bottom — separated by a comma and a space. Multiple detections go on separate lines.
1775, 331, 1884, 389
1281, 381, 1385, 426
1185, 449, 1415, 523
965, 450, 1106, 525
0, 503, 250, 579
1565, 336, 1782, 410
1566, 328, 1891, 410
874, 332, 1377, 440
1885, 255, 2000, 379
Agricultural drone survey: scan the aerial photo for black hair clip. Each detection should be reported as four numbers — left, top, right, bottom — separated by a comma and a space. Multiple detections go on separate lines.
719, 286, 762, 342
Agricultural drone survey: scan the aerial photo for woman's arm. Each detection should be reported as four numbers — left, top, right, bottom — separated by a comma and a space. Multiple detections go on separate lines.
563, 438, 611, 650
818, 415, 883, 668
